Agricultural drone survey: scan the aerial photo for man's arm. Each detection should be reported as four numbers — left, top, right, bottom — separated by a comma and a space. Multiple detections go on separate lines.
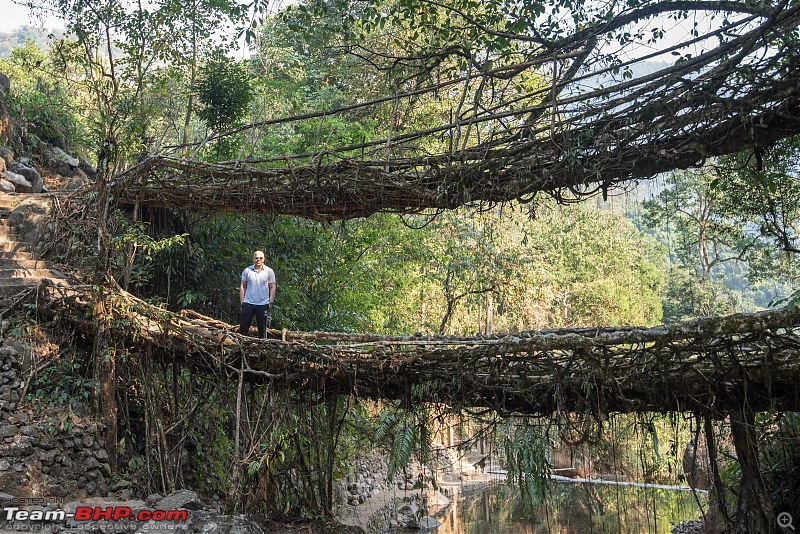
269, 282, 276, 306
240, 280, 247, 304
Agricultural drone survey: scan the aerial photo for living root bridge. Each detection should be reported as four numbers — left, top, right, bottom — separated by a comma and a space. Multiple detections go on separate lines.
38, 280, 800, 416
110, 2, 800, 221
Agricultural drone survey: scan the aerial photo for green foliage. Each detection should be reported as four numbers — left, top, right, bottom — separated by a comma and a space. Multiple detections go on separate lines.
715, 138, 800, 262
242, 395, 354, 517
372, 407, 432, 483
145, 197, 666, 338
780, 288, 800, 311
565, 413, 689, 486
21, 0, 251, 176
188, 404, 236, 494
0, 41, 86, 151
713, 137, 800, 308
25, 357, 96, 409
528, 204, 666, 327
0, 27, 63, 59
642, 168, 756, 278
640, 160, 800, 315
112, 213, 188, 290
387, 421, 416, 482
248, 13, 387, 162
160, 212, 421, 333
422, 202, 666, 333
195, 52, 254, 133
661, 267, 740, 323
373, 410, 398, 443
5, 304, 37, 338
758, 413, 800, 521
280, 0, 538, 80
503, 422, 551, 507
418, 209, 535, 334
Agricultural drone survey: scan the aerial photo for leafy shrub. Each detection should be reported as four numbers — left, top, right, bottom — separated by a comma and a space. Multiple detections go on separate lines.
25, 357, 95, 409
0, 41, 85, 152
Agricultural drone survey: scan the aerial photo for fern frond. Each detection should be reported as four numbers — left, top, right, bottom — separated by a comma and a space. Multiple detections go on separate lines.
388, 421, 416, 483
374, 410, 397, 443
503, 424, 551, 507
415, 420, 431, 465
247, 458, 262, 477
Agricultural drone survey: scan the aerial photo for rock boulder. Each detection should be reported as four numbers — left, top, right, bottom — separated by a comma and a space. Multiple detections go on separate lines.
0, 146, 13, 166
7, 196, 53, 255
4, 171, 32, 193
42, 146, 79, 177
8, 162, 43, 193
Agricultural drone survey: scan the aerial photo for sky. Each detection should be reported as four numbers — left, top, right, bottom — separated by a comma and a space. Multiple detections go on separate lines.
0, 0, 298, 33
0, 0, 728, 62
1, 0, 65, 32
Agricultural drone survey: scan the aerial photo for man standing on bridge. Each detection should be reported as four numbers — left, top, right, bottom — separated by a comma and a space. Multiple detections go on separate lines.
239, 250, 276, 338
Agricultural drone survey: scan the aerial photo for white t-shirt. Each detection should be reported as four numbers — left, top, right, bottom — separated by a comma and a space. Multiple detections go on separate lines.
241, 265, 276, 306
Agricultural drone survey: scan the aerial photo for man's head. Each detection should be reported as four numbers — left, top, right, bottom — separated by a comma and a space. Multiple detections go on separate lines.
253, 251, 265, 265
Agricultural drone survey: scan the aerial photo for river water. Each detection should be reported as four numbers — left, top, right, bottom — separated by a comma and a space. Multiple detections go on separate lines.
432, 481, 706, 533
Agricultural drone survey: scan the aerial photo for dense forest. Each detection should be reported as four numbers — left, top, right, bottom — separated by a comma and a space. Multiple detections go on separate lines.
0, 0, 799, 532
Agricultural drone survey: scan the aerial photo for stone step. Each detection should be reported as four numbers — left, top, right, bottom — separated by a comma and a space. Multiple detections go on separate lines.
0, 251, 35, 260
0, 278, 38, 289
0, 268, 64, 281
0, 257, 45, 269
0, 279, 64, 295
0, 270, 66, 292
0, 197, 20, 210
0, 193, 71, 299
0, 225, 16, 239
0, 280, 39, 304
0, 278, 68, 297
0, 241, 31, 252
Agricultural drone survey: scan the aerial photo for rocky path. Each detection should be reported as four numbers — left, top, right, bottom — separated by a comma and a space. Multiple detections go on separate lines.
0, 192, 65, 310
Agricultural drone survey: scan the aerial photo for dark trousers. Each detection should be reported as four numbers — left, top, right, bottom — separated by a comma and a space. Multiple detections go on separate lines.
240, 302, 269, 338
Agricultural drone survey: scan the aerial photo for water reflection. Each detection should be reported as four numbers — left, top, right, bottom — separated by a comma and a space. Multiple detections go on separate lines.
433, 482, 706, 534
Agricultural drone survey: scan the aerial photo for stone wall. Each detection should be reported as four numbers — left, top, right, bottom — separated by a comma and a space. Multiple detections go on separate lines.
341, 455, 392, 507
0, 342, 21, 422
0, 339, 111, 498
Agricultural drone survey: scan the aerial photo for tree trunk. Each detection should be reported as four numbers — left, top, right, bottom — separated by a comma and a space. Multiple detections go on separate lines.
703, 415, 732, 533
182, 0, 197, 159
729, 405, 775, 534
92, 296, 117, 472
93, 140, 118, 472
485, 292, 494, 335
699, 220, 711, 277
